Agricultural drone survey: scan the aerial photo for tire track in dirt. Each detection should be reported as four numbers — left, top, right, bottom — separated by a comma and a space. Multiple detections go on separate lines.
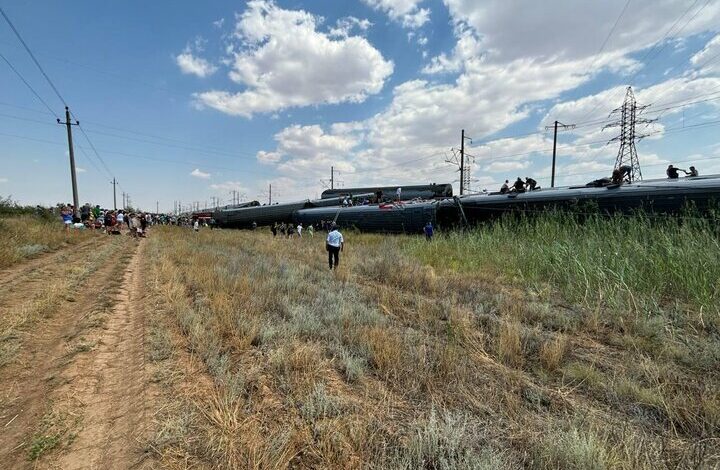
0, 236, 125, 466
50, 240, 156, 469
0, 238, 99, 289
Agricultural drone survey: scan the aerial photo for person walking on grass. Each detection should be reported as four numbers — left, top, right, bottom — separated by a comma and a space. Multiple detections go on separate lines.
307, 224, 314, 238
193, 219, 199, 232
424, 221, 434, 241
326, 224, 344, 270
297, 223, 303, 238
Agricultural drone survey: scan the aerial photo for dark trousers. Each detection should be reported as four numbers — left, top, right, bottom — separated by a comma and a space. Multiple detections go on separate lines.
327, 245, 340, 269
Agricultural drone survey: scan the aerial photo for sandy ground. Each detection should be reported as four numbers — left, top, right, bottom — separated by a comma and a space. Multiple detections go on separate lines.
0, 236, 157, 469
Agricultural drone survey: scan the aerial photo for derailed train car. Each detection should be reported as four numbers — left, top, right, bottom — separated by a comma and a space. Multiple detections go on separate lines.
213, 175, 720, 232
446, 175, 720, 224
213, 200, 309, 228
321, 183, 452, 201
294, 201, 439, 234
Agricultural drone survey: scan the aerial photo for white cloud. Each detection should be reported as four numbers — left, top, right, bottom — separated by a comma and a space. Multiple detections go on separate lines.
485, 160, 530, 173
544, 76, 720, 133
76, 167, 86, 173
190, 168, 211, 179
213, 18, 225, 29
423, 28, 482, 74
0, 177, 8, 183
401, 8, 430, 29
363, 0, 429, 29
691, 33, 720, 75
176, 48, 218, 78
329, 16, 372, 39
237, 0, 720, 197
193, 1, 393, 117
264, 125, 360, 180
256, 150, 282, 164
443, 0, 720, 62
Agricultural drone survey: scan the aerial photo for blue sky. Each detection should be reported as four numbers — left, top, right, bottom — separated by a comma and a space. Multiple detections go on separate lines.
1, 0, 720, 211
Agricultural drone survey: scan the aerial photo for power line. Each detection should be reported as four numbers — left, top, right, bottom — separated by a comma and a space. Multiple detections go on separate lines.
0, 6, 67, 106
0, 52, 58, 117
641, 0, 712, 69
582, 0, 633, 73
576, 0, 705, 123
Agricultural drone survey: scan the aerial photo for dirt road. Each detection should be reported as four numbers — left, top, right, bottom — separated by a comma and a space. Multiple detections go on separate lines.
0, 236, 156, 468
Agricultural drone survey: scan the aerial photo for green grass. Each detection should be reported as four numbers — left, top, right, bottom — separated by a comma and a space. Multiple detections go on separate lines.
409, 213, 719, 326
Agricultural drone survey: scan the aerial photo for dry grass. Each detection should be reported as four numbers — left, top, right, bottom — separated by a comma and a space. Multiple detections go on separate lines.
0, 215, 97, 269
540, 334, 568, 372
142, 226, 720, 469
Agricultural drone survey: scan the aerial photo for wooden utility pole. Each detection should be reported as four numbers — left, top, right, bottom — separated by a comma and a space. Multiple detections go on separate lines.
545, 120, 575, 188
111, 178, 118, 210
57, 106, 80, 216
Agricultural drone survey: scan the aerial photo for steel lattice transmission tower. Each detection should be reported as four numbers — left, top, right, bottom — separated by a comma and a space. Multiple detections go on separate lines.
602, 86, 656, 182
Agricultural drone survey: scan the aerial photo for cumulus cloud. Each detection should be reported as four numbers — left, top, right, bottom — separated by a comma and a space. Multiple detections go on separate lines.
485, 160, 530, 173
193, 0, 393, 117
256, 150, 282, 164
328, 16, 372, 38
443, 0, 720, 61
260, 125, 360, 180
176, 39, 218, 78
224, 0, 720, 196
544, 76, 720, 134
691, 33, 720, 75
190, 168, 211, 179
363, 0, 430, 29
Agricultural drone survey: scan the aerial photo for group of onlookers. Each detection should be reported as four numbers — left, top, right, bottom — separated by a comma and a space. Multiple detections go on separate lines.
58, 203, 169, 238
270, 221, 315, 238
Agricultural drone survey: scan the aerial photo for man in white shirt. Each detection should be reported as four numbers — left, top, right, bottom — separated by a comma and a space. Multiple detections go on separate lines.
297, 223, 303, 238
326, 225, 344, 270
396, 187, 402, 201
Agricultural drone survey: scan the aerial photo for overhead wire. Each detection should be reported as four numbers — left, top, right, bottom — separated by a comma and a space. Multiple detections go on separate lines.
576, 0, 705, 124
0, 5, 126, 197
0, 51, 58, 118
0, 6, 68, 106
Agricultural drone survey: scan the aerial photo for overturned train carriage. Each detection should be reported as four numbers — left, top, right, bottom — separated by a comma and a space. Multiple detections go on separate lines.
321, 183, 452, 201
213, 200, 309, 228
447, 175, 720, 224
213, 176, 720, 232
294, 202, 439, 234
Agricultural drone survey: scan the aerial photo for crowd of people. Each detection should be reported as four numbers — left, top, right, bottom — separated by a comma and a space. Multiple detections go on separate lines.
57, 202, 182, 237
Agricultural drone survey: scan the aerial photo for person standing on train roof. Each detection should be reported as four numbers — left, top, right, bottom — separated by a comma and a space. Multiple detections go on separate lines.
396, 187, 402, 201
326, 224, 344, 270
